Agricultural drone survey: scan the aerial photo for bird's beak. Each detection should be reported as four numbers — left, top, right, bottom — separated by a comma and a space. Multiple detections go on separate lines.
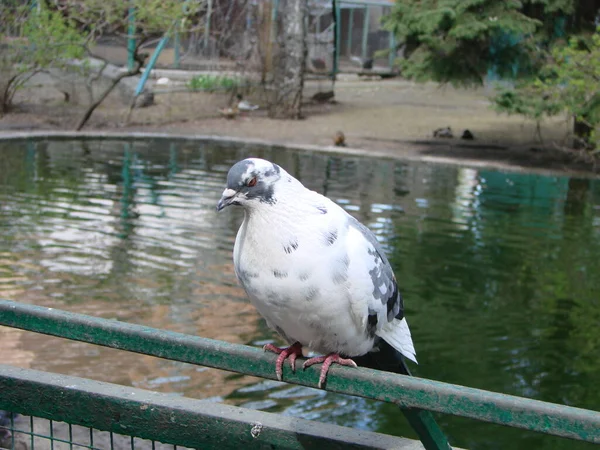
216, 188, 237, 212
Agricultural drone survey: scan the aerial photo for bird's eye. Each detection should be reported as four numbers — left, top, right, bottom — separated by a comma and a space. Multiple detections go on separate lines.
247, 177, 257, 187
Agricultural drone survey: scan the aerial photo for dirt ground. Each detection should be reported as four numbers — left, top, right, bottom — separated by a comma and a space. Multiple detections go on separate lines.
1, 74, 596, 176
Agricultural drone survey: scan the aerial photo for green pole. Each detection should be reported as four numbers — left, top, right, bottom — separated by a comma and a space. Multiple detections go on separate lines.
174, 31, 180, 68
204, 0, 213, 55
361, 6, 370, 62
388, 30, 396, 69
271, 0, 279, 31
127, 3, 136, 71
334, 0, 341, 77
134, 35, 171, 96
347, 8, 354, 57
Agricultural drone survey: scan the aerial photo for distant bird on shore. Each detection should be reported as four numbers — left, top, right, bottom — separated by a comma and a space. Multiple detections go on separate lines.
310, 58, 328, 72
350, 55, 374, 70
312, 91, 335, 103
334, 131, 346, 147
433, 126, 453, 138
218, 105, 239, 119
217, 158, 416, 388
237, 94, 259, 112
461, 129, 474, 140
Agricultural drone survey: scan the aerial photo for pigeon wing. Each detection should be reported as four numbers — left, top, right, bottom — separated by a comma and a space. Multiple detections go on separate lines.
346, 216, 416, 363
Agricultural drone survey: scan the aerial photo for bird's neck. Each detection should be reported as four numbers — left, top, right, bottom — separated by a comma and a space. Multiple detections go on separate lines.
245, 200, 304, 230
243, 188, 316, 243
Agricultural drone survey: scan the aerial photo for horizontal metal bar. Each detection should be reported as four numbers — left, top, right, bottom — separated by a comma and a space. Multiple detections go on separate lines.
1, 300, 599, 443
0, 365, 416, 450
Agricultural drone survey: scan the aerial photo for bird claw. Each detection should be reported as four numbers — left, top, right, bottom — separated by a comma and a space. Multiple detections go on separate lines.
263, 342, 303, 381
303, 353, 358, 389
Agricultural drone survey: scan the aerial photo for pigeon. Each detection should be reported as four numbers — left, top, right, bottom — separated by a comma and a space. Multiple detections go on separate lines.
461, 129, 474, 140
310, 58, 328, 72
236, 94, 260, 111
217, 158, 416, 388
311, 91, 335, 103
433, 126, 453, 138
333, 131, 346, 147
218, 106, 239, 119
350, 55, 374, 70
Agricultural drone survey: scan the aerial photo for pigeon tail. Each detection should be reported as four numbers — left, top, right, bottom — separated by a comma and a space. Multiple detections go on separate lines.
353, 337, 413, 376
377, 318, 417, 364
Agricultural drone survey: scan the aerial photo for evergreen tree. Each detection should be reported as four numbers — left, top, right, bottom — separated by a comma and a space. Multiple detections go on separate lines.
386, 0, 600, 150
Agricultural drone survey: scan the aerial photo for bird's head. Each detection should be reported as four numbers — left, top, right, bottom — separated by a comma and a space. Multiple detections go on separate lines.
216, 158, 282, 211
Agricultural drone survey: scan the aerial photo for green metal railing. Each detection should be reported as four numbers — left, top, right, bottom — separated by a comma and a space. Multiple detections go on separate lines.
0, 365, 411, 450
1, 299, 600, 449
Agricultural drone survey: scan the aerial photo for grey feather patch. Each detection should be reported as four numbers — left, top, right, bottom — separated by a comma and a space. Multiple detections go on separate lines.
350, 214, 404, 324
366, 309, 378, 337
332, 268, 348, 285
324, 229, 338, 246
331, 254, 350, 284
226, 160, 253, 188
245, 178, 277, 205
283, 240, 299, 254
266, 290, 289, 307
305, 286, 320, 302
316, 206, 327, 214
385, 282, 400, 321
264, 164, 281, 177
298, 271, 311, 281
238, 270, 259, 284
273, 269, 288, 279
389, 283, 404, 321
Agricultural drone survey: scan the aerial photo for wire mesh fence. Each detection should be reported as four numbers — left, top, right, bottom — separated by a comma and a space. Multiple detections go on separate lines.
88, 0, 398, 76
344, 3, 396, 70
307, 0, 398, 76
0, 412, 190, 450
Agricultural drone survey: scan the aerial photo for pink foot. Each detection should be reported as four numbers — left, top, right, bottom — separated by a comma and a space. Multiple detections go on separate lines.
263, 342, 303, 381
303, 353, 358, 388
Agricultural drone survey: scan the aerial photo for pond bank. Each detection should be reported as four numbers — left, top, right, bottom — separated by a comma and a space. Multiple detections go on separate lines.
0, 130, 597, 178
0, 78, 596, 176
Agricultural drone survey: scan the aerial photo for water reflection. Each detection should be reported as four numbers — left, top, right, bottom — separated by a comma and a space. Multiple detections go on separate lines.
0, 139, 599, 450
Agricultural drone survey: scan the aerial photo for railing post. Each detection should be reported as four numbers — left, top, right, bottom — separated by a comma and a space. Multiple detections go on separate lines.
347, 8, 354, 57
333, 0, 341, 78
174, 30, 180, 68
204, 0, 213, 56
388, 29, 396, 69
127, 2, 136, 71
403, 409, 452, 450
361, 6, 370, 62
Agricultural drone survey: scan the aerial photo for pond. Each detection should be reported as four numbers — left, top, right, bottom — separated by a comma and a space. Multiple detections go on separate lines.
0, 138, 599, 450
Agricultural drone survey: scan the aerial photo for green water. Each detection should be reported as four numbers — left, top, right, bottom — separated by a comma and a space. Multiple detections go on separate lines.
0, 138, 598, 450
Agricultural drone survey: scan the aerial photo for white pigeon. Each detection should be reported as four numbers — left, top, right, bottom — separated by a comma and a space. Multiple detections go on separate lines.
236, 94, 259, 111
217, 158, 417, 388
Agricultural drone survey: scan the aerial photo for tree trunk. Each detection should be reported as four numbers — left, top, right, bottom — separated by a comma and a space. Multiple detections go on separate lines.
75, 46, 147, 131
74, 68, 140, 131
573, 116, 592, 149
268, 0, 308, 119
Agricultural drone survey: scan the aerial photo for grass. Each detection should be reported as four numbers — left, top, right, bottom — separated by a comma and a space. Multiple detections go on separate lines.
187, 74, 240, 92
